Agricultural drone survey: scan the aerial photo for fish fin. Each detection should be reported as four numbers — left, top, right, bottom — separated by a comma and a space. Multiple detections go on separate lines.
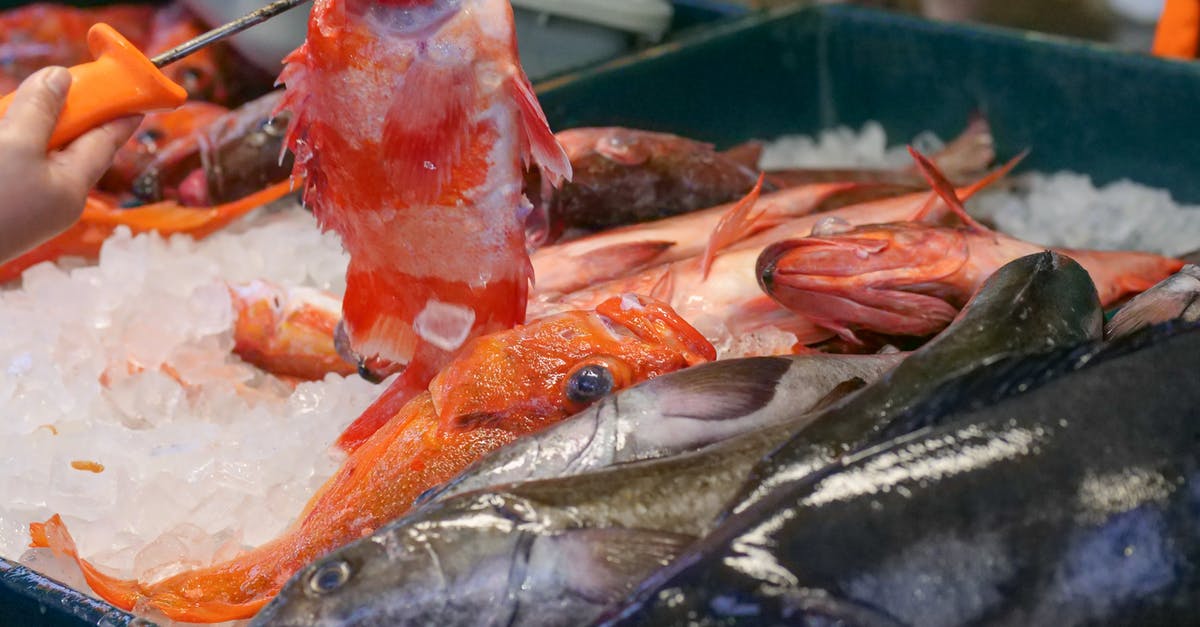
650, 266, 676, 303
645, 356, 793, 421
551, 528, 695, 604
597, 295, 716, 365
555, 240, 675, 295
383, 60, 479, 205
907, 146, 990, 232
29, 516, 142, 612
721, 140, 765, 170
510, 72, 572, 187
808, 376, 869, 413
908, 149, 1028, 223
920, 112, 996, 182
334, 361, 431, 454
774, 586, 908, 627
701, 173, 766, 280
1107, 294, 1194, 340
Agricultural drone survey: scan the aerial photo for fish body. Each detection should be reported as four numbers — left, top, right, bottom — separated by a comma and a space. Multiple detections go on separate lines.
131, 90, 293, 206
600, 322, 1200, 627
526, 127, 766, 244
277, 0, 571, 447
425, 352, 905, 503
1107, 264, 1200, 339
529, 181, 911, 299
103, 102, 229, 197
759, 221, 1184, 342
30, 295, 712, 623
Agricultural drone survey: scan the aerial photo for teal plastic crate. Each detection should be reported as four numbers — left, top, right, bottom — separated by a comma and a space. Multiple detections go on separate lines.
537, 4, 1200, 203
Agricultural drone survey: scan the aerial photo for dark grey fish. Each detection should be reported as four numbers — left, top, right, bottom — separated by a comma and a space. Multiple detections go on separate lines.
1107, 264, 1200, 340
421, 353, 905, 505
597, 322, 1200, 627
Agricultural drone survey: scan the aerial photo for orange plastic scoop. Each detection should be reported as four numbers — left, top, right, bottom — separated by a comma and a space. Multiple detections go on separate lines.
0, 24, 188, 150
0, 0, 309, 151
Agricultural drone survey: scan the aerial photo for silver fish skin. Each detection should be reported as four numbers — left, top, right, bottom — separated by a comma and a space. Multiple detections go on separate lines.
254, 386, 884, 627
423, 353, 905, 505
1107, 264, 1200, 340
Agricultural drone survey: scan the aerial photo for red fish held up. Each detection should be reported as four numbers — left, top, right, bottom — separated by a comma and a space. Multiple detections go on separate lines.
31, 295, 713, 623
277, 0, 572, 453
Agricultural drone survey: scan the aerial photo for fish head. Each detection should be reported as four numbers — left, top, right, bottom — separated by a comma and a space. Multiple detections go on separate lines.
428, 294, 715, 430
757, 222, 970, 343
228, 280, 356, 380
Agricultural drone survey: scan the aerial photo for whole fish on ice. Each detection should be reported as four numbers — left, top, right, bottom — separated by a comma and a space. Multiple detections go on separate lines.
757, 149, 1183, 342
252, 251, 1099, 627
277, 0, 572, 452
30, 295, 710, 623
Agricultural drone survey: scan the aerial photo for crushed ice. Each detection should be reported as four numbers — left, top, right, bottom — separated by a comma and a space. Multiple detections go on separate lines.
0, 203, 380, 604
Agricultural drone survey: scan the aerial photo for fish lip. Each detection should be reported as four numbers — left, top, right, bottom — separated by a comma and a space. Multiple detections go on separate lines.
345, 0, 462, 39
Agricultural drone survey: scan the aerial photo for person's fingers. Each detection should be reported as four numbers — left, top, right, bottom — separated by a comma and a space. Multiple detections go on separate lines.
54, 115, 143, 190
0, 67, 71, 151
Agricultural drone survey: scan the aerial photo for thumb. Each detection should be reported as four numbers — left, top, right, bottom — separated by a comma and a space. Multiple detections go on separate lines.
0, 67, 71, 151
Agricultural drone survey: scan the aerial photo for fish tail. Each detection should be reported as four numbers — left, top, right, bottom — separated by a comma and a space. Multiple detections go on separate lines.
333, 363, 434, 453
30, 515, 142, 612
31, 514, 290, 623
701, 173, 766, 279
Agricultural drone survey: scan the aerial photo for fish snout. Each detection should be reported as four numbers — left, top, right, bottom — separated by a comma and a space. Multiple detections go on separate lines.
758, 227, 969, 342
596, 294, 716, 366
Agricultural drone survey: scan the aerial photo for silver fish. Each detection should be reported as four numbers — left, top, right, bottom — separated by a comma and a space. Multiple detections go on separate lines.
422, 353, 905, 504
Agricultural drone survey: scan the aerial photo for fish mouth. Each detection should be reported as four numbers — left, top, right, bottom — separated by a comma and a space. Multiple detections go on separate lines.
335, 320, 403, 382
595, 294, 716, 366
345, 0, 462, 38
757, 227, 969, 342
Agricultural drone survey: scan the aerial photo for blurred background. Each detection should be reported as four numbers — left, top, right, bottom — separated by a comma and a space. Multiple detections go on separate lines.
736, 0, 1166, 51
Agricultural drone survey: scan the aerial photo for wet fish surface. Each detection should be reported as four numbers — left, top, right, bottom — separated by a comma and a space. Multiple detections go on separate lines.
599, 321, 1200, 627
424, 353, 906, 504
252, 254, 1103, 627
728, 251, 1104, 515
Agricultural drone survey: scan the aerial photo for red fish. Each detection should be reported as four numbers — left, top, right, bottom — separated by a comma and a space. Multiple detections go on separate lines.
102, 102, 230, 195
0, 182, 296, 284
277, 0, 571, 451
0, 3, 155, 94
541, 154, 1025, 350
229, 280, 357, 382
526, 127, 768, 244
757, 148, 1186, 342
31, 295, 713, 623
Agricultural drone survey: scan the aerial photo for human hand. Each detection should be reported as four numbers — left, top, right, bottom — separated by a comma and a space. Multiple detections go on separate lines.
0, 67, 143, 263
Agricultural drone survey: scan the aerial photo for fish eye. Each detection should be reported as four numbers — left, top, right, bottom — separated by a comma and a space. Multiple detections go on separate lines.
308, 559, 352, 596
137, 129, 165, 145
566, 363, 615, 405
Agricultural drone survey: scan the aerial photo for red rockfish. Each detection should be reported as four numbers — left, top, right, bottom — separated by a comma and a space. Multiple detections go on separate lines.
277, 0, 572, 451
